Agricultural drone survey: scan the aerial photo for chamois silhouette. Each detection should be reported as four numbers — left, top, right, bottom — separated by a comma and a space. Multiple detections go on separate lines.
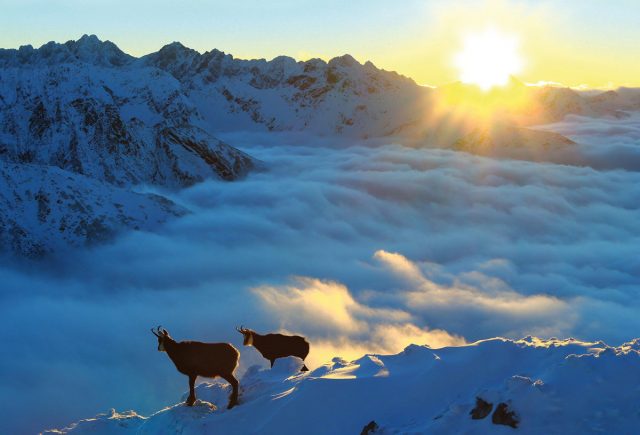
152, 326, 240, 409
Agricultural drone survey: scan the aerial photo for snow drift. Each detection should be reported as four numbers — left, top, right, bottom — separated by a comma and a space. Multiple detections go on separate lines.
45, 337, 640, 434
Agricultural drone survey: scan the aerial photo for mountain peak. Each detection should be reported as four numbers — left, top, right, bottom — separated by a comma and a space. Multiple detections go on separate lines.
76, 33, 101, 45
62, 35, 132, 66
328, 54, 360, 68
159, 41, 197, 53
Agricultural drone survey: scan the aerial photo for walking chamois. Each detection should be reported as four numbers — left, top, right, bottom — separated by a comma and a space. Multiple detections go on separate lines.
151, 326, 240, 409
236, 326, 310, 371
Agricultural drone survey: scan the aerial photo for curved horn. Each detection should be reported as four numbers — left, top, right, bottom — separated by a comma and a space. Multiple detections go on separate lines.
151, 327, 160, 337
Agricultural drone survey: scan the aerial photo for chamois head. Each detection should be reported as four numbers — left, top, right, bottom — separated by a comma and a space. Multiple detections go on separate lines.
236, 325, 254, 346
151, 325, 170, 352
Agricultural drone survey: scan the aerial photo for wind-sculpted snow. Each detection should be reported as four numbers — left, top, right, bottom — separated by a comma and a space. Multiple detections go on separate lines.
46, 338, 640, 434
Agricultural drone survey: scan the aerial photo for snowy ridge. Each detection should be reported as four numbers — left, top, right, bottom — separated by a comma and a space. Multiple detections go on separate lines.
0, 36, 255, 256
45, 337, 640, 434
141, 43, 427, 137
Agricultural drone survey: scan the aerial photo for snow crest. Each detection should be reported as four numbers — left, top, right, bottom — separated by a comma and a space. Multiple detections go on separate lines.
45, 337, 640, 434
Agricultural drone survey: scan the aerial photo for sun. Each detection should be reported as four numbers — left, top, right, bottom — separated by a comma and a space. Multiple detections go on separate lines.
454, 28, 523, 91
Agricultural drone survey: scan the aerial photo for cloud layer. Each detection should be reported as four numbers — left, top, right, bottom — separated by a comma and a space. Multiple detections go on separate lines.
1, 114, 640, 432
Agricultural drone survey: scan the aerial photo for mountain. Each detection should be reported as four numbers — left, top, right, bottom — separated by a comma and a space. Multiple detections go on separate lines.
0, 37, 254, 187
0, 35, 255, 256
44, 337, 640, 434
0, 162, 187, 257
2, 35, 639, 256
140, 43, 428, 137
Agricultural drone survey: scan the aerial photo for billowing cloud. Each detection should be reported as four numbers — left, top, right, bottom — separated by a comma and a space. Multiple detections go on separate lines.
373, 249, 575, 338
252, 275, 464, 365
253, 277, 412, 334
1, 114, 640, 433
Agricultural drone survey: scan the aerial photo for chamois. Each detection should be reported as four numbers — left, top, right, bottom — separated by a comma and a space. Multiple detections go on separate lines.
236, 326, 310, 371
151, 326, 240, 409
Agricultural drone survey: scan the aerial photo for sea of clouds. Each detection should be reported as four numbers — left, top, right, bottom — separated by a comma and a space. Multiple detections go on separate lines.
1, 113, 639, 433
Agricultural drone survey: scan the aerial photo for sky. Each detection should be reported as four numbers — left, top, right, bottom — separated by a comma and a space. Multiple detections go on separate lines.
1, 0, 639, 88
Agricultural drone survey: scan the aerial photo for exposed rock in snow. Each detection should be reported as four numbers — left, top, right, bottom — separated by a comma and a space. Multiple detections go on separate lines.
45, 337, 640, 434
469, 397, 493, 420
491, 402, 519, 428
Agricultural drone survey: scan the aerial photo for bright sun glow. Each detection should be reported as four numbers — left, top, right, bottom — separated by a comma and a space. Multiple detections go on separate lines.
454, 28, 523, 91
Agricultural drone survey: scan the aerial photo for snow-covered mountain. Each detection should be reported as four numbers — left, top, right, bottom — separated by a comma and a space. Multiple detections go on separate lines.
140, 42, 427, 137
0, 161, 186, 257
2, 35, 639, 256
4, 35, 638, 145
45, 337, 640, 434
0, 35, 254, 256
0, 36, 254, 187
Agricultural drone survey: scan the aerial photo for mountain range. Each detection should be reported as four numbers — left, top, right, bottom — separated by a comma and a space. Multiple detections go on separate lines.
1, 34, 639, 256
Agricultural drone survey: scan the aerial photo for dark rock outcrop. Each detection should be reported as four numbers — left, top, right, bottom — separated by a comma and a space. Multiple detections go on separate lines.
360, 420, 379, 435
492, 402, 519, 428
470, 397, 493, 420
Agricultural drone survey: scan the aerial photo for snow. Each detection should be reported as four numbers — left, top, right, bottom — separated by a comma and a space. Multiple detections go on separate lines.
46, 337, 640, 434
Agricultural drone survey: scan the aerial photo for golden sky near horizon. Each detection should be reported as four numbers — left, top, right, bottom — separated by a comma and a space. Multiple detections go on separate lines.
1, 0, 638, 89
346, 1, 639, 89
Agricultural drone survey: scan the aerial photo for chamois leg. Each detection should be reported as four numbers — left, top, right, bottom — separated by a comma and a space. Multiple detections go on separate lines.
270, 359, 275, 368
300, 347, 310, 372
222, 374, 239, 409
186, 375, 196, 406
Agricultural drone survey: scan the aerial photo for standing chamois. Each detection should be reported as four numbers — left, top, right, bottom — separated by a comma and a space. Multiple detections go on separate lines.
151, 326, 240, 409
236, 326, 310, 371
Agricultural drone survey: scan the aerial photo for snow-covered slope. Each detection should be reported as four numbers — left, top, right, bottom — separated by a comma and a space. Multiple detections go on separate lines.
46, 337, 640, 434
0, 161, 186, 257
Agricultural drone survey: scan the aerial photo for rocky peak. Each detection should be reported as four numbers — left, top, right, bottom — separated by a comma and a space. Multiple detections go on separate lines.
0, 34, 132, 67
65, 34, 133, 66
328, 54, 360, 69
148, 41, 200, 66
